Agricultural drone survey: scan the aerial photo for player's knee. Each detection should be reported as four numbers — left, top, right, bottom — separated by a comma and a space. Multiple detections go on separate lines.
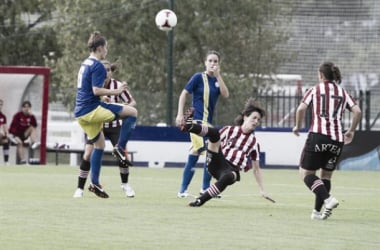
80, 159, 91, 171
208, 128, 220, 143
220, 171, 237, 186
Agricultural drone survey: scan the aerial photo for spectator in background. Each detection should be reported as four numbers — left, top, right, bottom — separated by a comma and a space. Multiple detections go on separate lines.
8, 100, 40, 164
0, 99, 10, 165
175, 50, 229, 198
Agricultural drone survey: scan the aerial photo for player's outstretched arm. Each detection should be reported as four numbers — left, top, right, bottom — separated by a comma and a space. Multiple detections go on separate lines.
252, 160, 276, 203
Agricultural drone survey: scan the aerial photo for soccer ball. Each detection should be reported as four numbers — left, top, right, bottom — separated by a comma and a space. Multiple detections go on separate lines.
155, 9, 177, 31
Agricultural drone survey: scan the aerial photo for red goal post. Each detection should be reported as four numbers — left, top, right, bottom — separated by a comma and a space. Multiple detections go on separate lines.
0, 66, 50, 164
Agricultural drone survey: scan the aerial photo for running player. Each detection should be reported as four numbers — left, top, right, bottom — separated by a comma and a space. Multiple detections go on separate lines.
179, 98, 271, 207
73, 61, 136, 198
175, 50, 229, 198
74, 31, 137, 198
293, 62, 362, 220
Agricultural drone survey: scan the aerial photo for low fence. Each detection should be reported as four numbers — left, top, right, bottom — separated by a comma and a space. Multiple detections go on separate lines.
255, 89, 379, 131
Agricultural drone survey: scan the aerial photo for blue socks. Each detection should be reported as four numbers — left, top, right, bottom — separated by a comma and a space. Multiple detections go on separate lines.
90, 148, 104, 185
117, 116, 137, 150
179, 154, 199, 193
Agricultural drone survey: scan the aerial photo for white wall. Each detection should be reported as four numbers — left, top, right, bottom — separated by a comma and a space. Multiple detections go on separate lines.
44, 121, 306, 168
127, 131, 306, 168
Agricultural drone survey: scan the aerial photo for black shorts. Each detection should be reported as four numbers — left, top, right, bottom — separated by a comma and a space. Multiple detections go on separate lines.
300, 133, 344, 171
103, 126, 120, 146
14, 132, 28, 142
206, 149, 240, 181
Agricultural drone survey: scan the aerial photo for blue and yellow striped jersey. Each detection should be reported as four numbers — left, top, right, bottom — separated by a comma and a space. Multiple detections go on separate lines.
185, 72, 221, 124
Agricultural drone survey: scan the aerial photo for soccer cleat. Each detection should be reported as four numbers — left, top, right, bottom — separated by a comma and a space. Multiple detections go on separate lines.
311, 209, 322, 220
321, 196, 339, 220
88, 183, 109, 198
73, 188, 84, 198
177, 191, 189, 198
112, 147, 133, 167
31, 142, 41, 150
121, 183, 135, 198
188, 198, 204, 207
178, 107, 195, 132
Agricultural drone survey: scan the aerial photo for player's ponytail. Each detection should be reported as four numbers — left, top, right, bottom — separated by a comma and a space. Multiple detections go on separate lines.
319, 62, 342, 84
331, 65, 342, 84
87, 31, 106, 52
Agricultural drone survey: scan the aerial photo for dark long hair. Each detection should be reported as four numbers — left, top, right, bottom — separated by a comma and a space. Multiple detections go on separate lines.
234, 98, 265, 125
87, 31, 106, 52
319, 61, 342, 84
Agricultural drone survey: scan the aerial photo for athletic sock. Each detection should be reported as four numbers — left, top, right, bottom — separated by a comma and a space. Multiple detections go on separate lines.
90, 148, 104, 185
119, 161, 130, 183
314, 179, 331, 212
199, 189, 213, 204
3, 141, 9, 162
304, 174, 330, 203
117, 116, 137, 150
179, 154, 199, 193
78, 159, 90, 189
185, 124, 220, 143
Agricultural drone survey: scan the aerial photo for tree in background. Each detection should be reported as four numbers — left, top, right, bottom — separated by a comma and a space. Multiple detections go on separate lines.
1, 0, 293, 125
51, 0, 292, 125
0, 1, 60, 66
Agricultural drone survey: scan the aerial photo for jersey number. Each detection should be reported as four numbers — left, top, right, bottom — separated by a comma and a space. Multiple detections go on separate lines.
77, 66, 85, 88
320, 94, 343, 118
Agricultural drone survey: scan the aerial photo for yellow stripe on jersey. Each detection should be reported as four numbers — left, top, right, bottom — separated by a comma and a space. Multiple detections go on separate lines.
201, 72, 210, 123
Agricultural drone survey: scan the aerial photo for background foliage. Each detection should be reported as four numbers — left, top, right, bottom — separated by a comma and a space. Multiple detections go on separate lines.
0, 0, 60, 65
1, 0, 293, 125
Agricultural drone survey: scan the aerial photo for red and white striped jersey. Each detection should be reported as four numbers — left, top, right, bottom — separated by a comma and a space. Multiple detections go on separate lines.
104, 78, 134, 128
219, 125, 260, 171
302, 81, 357, 142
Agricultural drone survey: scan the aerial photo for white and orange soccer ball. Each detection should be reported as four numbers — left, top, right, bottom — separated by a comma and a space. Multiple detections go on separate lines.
155, 9, 177, 31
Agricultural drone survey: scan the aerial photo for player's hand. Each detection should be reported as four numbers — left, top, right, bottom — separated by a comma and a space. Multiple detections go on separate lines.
344, 131, 354, 145
102, 96, 110, 103
211, 65, 220, 77
175, 114, 183, 126
292, 126, 300, 136
261, 193, 276, 203
117, 82, 128, 94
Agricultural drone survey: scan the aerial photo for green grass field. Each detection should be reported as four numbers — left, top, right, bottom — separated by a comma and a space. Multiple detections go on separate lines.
0, 165, 379, 250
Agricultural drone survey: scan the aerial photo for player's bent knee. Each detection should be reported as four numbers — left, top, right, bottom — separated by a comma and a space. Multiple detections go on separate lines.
120, 106, 138, 118
220, 171, 237, 186
208, 128, 220, 143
